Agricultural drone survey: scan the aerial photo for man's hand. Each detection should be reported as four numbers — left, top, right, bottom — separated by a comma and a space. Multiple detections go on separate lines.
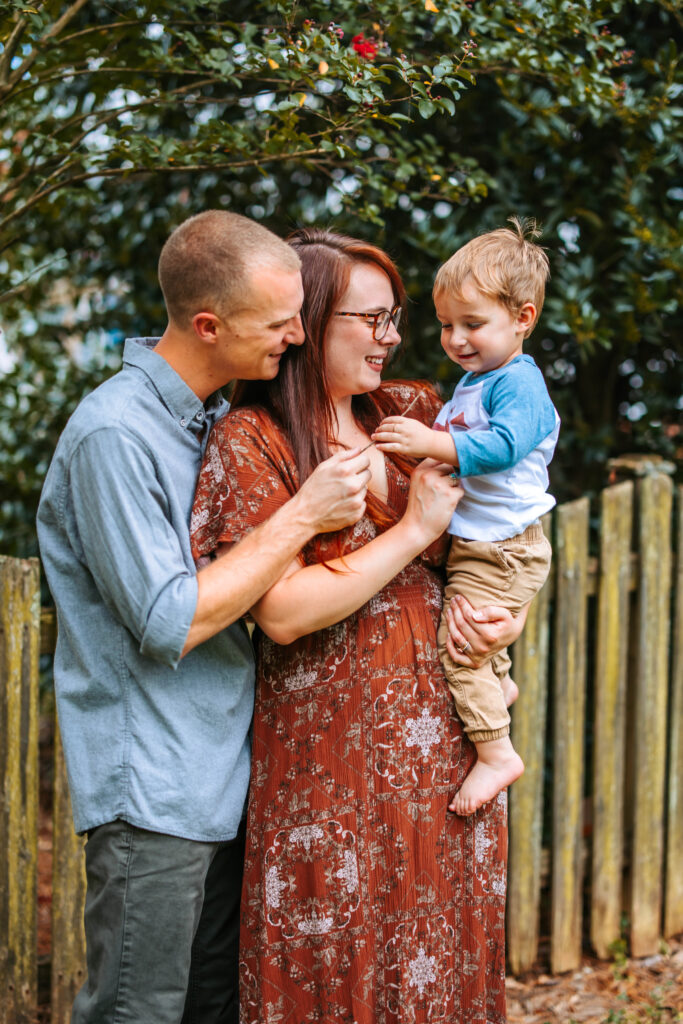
296, 447, 371, 533
403, 459, 463, 544
445, 594, 529, 667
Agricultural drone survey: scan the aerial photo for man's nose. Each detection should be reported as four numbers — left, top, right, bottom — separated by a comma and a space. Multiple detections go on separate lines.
287, 314, 305, 346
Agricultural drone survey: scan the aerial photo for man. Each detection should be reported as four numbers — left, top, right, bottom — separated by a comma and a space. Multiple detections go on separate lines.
37, 211, 372, 1023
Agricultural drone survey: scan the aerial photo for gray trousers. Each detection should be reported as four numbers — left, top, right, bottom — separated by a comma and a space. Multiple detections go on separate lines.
72, 819, 245, 1024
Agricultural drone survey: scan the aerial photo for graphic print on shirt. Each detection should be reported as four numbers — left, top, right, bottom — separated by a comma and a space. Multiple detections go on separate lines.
449, 411, 469, 430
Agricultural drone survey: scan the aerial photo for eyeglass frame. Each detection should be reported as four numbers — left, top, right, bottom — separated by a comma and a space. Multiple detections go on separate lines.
333, 304, 403, 341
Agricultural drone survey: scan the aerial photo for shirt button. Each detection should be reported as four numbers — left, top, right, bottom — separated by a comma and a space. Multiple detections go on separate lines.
196, 411, 204, 422
180, 417, 187, 427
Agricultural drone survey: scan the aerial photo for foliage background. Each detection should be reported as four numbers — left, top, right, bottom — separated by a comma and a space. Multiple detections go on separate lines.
1, 0, 681, 557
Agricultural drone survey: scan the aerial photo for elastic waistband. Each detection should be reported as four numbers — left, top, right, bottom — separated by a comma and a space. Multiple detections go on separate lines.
509, 521, 546, 543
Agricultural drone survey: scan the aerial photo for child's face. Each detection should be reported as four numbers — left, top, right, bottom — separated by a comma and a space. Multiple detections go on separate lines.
435, 280, 535, 376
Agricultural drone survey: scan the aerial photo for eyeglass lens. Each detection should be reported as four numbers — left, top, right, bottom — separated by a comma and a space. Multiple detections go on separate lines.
375, 307, 402, 340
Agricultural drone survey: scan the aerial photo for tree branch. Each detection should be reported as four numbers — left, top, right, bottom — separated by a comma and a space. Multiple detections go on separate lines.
0, 253, 68, 303
0, 12, 29, 85
0, 0, 91, 98
0, 148, 330, 236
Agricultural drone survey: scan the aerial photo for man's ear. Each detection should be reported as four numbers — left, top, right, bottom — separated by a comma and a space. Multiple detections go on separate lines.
191, 311, 221, 344
517, 302, 537, 334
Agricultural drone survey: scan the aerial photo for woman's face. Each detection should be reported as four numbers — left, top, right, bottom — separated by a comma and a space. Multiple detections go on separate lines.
323, 262, 402, 403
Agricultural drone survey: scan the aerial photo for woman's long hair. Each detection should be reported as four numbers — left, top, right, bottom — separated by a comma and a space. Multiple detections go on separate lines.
231, 227, 428, 532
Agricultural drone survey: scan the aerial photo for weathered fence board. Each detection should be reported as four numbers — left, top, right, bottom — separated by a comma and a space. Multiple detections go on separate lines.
628, 473, 673, 957
664, 485, 683, 938
507, 515, 552, 976
591, 481, 633, 959
51, 721, 87, 1024
0, 557, 40, 1024
550, 499, 589, 974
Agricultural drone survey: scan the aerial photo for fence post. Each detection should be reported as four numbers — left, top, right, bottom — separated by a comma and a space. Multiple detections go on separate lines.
550, 498, 589, 974
628, 469, 673, 956
591, 481, 633, 958
665, 485, 683, 937
507, 514, 552, 975
0, 557, 40, 1024
51, 717, 87, 1024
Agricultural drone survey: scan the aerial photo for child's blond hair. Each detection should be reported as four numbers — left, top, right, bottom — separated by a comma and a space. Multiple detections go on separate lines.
433, 217, 550, 337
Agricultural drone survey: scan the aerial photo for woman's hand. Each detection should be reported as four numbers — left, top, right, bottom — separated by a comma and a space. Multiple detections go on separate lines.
445, 594, 529, 667
403, 459, 463, 545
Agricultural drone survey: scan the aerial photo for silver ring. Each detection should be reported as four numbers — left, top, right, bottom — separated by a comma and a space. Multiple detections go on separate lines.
459, 640, 471, 654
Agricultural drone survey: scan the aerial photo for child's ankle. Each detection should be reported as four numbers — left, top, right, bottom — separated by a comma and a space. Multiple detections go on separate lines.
474, 734, 517, 766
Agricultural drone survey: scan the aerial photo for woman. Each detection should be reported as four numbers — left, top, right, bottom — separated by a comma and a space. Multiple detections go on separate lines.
191, 229, 523, 1023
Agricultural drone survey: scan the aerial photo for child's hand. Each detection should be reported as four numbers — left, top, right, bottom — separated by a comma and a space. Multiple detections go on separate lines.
372, 416, 440, 459
373, 416, 458, 466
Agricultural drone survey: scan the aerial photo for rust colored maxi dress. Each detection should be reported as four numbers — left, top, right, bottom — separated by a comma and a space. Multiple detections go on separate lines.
190, 382, 508, 1024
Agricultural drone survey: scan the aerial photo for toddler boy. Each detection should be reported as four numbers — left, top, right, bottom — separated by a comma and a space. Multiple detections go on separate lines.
372, 219, 559, 815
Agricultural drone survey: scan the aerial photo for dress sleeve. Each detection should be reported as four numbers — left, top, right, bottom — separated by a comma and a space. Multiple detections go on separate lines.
190, 409, 298, 561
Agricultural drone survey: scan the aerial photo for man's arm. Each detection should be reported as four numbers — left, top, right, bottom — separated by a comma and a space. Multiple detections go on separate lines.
246, 460, 463, 644
67, 430, 370, 666
183, 447, 372, 654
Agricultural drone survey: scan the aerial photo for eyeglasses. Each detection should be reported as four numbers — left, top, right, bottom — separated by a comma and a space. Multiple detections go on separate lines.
334, 304, 402, 341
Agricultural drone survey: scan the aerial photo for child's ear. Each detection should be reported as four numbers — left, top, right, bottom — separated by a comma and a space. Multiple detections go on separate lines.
517, 302, 537, 334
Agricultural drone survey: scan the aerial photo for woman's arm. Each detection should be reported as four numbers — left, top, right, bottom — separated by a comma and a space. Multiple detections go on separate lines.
251, 460, 463, 645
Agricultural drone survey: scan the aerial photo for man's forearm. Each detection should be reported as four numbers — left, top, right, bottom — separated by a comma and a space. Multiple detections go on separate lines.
182, 491, 319, 656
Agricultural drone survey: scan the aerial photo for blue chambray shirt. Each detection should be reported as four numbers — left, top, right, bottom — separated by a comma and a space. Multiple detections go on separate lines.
37, 338, 255, 841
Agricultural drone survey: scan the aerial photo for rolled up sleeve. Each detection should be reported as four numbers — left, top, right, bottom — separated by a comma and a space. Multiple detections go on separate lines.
68, 429, 197, 668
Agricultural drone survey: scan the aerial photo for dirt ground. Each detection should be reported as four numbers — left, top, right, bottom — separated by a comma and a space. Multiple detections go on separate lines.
506, 937, 683, 1023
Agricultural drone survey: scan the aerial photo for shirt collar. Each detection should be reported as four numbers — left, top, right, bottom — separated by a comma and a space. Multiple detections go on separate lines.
123, 337, 228, 430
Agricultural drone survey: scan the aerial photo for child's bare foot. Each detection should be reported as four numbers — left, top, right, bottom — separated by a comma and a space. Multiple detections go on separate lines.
501, 675, 519, 707
449, 736, 524, 816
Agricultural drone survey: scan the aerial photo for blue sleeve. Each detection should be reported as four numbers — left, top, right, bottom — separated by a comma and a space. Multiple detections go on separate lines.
454, 363, 558, 477
68, 428, 198, 668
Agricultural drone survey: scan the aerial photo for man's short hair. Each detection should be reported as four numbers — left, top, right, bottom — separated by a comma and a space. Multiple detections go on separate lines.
158, 210, 301, 328
433, 217, 550, 334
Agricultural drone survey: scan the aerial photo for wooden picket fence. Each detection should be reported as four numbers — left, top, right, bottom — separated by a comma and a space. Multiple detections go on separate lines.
0, 458, 681, 1022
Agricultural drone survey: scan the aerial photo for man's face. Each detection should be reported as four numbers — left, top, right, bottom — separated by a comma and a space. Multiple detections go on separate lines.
219, 266, 305, 381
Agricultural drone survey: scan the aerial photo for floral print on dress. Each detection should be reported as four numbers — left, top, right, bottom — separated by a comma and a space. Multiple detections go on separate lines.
191, 382, 508, 1024
263, 816, 362, 942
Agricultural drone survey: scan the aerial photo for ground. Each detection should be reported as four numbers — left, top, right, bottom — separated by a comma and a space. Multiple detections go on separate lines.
506, 939, 683, 1023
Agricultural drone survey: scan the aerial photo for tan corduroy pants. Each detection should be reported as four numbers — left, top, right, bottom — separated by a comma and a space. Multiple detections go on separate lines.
437, 522, 551, 742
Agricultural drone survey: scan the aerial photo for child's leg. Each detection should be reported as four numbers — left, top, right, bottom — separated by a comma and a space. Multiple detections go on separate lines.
439, 528, 551, 814
490, 649, 518, 707
438, 535, 519, 738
